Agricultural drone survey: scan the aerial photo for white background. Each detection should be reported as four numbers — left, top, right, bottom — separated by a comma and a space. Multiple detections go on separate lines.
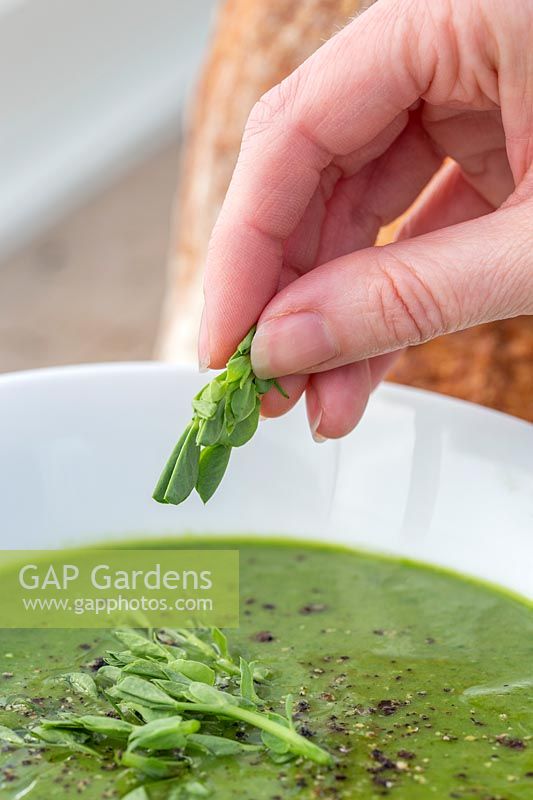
0, 0, 217, 259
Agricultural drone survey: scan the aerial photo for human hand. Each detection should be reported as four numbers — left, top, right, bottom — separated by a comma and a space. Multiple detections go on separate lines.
200, 0, 533, 440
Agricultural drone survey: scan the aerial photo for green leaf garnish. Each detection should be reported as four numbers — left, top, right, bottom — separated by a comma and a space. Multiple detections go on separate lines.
187, 733, 260, 756
196, 445, 232, 504
0, 725, 25, 745
127, 717, 200, 752
167, 659, 215, 685
153, 327, 287, 506
41, 714, 134, 739
239, 657, 262, 706
31, 725, 100, 756
1, 626, 332, 794
163, 422, 201, 506
211, 627, 229, 659
58, 671, 99, 698
152, 425, 193, 504
121, 750, 184, 779
114, 630, 170, 661
109, 676, 179, 710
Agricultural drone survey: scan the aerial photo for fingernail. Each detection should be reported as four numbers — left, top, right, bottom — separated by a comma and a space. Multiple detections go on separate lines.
251, 311, 338, 378
198, 306, 210, 373
307, 385, 327, 444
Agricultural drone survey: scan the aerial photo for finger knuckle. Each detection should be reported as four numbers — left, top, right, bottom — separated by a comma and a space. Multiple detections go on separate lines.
488, 205, 533, 315
244, 76, 300, 143
373, 250, 448, 346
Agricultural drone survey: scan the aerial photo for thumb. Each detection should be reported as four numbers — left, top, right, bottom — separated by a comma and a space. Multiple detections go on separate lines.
250, 198, 533, 378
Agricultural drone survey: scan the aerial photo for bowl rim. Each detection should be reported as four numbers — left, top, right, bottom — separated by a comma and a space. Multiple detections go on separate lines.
1, 360, 531, 435
1, 361, 532, 600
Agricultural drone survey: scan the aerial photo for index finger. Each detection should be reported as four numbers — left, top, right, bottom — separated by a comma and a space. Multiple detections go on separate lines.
203, 0, 434, 367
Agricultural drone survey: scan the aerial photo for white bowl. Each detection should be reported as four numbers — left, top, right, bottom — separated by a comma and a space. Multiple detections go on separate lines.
0, 363, 531, 600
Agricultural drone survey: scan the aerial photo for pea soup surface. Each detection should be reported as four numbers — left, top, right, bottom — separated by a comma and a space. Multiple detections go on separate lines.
0, 539, 532, 799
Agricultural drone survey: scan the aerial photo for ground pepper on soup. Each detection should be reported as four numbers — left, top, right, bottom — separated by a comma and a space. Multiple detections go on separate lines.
1, 539, 532, 799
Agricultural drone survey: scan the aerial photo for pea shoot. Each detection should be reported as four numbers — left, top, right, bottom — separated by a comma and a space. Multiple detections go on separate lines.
153, 327, 288, 506
0, 627, 332, 798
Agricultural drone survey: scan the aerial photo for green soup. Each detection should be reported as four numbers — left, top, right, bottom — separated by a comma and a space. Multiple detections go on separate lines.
1, 539, 532, 799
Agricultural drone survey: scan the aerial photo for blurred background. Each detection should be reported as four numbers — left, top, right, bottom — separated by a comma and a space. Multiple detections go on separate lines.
1, 0, 531, 421
0, 0, 216, 370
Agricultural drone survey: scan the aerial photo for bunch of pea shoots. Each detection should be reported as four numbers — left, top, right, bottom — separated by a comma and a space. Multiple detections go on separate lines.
0, 627, 332, 798
153, 327, 288, 506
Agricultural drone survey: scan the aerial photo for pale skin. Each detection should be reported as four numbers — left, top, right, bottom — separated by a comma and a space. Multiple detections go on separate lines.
199, 0, 533, 440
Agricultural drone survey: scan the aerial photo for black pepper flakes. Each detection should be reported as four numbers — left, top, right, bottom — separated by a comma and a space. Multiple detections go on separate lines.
253, 631, 275, 643
496, 734, 526, 750
299, 603, 328, 615
397, 749, 416, 760
298, 724, 315, 739
376, 699, 404, 716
